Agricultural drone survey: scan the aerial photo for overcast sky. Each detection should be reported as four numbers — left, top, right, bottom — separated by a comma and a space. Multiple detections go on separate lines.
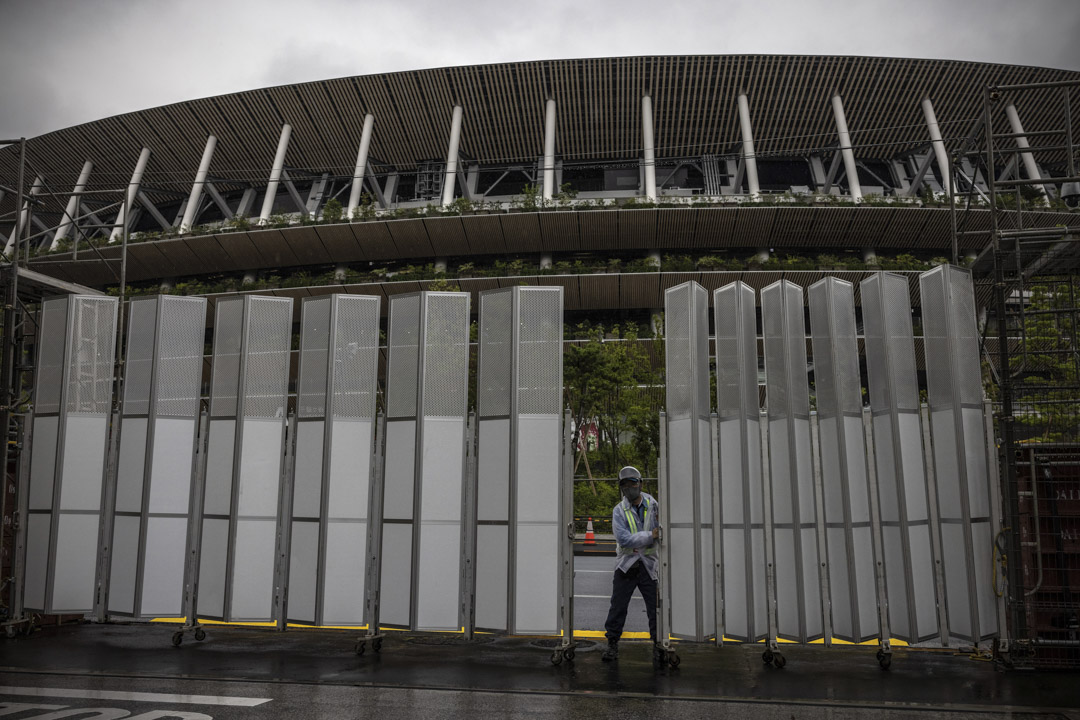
1, 0, 1078, 140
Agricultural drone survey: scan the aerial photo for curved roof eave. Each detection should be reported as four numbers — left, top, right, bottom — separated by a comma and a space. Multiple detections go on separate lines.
2, 54, 1078, 217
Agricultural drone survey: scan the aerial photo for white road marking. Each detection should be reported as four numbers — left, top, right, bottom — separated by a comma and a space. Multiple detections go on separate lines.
0, 687, 272, 707
574, 594, 644, 600
573, 570, 612, 574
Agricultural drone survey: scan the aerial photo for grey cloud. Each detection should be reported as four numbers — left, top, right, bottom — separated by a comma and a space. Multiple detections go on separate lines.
1, 0, 1078, 140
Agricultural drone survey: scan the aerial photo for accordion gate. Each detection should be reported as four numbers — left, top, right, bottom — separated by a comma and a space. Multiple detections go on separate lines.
107, 296, 206, 619
664, 272, 1002, 651
24, 295, 117, 615
382, 291, 470, 632
288, 294, 380, 627
16, 270, 1003, 651
475, 286, 563, 636
199, 295, 293, 623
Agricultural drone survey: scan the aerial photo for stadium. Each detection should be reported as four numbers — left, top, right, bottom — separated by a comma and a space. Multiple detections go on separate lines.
1, 55, 1078, 314
1, 54, 1080, 671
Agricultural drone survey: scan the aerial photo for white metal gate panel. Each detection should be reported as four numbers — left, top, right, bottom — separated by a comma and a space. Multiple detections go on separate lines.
25, 295, 118, 614
663, 281, 715, 641
808, 277, 877, 643
288, 294, 379, 627
861, 272, 940, 643
920, 265, 999, 642
381, 291, 469, 632
198, 295, 292, 623
714, 281, 767, 642
108, 295, 205, 618
475, 286, 563, 635
761, 280, 823, 642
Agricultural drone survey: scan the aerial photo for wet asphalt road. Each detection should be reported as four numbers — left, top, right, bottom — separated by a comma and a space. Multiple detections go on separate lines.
572, 554, 651, 636
1, 555, 1077, 718
2, 671, 1075, 720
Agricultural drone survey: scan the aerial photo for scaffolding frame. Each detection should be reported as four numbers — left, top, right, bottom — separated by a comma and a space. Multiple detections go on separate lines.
950, 78, 1080, 668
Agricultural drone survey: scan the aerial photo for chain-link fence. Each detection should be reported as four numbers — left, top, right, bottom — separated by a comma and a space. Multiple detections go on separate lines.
995, 272, 1080, 668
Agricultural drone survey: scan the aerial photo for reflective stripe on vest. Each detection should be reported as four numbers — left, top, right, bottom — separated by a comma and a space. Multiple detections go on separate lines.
617, 500, 655, 557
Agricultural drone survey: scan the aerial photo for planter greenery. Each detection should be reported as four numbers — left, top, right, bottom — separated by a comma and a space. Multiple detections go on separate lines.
102, 250, 960, 300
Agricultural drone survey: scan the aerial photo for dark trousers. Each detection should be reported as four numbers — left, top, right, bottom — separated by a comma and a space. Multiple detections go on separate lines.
604, 561, 657, 644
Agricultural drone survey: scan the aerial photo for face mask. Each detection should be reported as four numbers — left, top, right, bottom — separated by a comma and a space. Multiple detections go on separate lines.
622, 485, 641, 502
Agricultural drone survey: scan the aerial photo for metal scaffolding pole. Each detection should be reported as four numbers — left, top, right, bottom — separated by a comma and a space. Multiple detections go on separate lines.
0, 138, 26, 633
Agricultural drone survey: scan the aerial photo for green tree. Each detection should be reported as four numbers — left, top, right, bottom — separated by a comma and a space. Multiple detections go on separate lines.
321, 198, 343, 223
1010, 279, 1080, 442
564, 322, 663, 505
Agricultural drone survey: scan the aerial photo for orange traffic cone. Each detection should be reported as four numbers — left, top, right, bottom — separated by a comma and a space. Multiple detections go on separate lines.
585, 517, 596, 545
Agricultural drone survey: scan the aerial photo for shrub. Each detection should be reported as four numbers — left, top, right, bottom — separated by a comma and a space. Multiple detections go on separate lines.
321, 198, 343, 223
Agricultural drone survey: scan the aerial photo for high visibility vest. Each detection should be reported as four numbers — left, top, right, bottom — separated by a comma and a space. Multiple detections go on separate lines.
617, 499, 655, 557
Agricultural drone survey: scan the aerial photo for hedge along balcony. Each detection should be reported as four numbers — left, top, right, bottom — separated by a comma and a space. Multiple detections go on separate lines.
26, 206, 1080, 290
104, 249, 962, 303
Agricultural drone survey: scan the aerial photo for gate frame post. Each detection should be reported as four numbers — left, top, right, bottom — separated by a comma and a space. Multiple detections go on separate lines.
863, 408, 893, 663
274, 411, 297, 632
556, 408, 576, 662
359, 411, 387, 654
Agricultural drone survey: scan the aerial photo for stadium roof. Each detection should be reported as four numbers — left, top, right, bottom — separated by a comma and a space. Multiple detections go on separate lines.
2, 54, 1079, 211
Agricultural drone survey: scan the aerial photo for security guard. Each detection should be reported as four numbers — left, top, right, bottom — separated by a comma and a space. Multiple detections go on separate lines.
601, 465, 660, 661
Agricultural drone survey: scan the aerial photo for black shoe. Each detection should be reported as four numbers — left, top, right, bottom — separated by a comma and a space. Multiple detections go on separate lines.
601, 643, 619, 662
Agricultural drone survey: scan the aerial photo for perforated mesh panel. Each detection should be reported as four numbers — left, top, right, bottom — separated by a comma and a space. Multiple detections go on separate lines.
387, 294, 420, 419
243, 297, 292, 419
478, 289, 512, 418
785, 283, 809, 419
665, 283, 692, 420
298, 297, 331, 419
919, 268, 951, 410
211, 298, 244, 418
156, 297, 206, 418
885, 274, 919, 411
740, 285, 758, 418
332, 295, 380, 420
762, 283, 787, 419
808, 281, 836, 419
948, 268, 983, 406
518, 288, 562, 416
811, 279, 860, 418
693, 284, 710, 419
66, 297, 117, 415
422, 293, 469, 418
715, 283, 742, 419
861, 275, 890, 410
123, 299, 157, 416
833, 282, 861, 416
35, 298, 69, 414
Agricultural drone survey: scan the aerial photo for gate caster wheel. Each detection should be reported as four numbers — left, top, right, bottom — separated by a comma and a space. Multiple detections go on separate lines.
171, 631, 183, 647
762, 649, 774, 665
4, 625, 16, 639
876, 649, 891, 670
550, 649, 563, 665
668, 651, 681, 668
194, 628, 206, 642
373, 638, 383, 653
562, 647, 575, 662
773, 652, 786, 669
355, 641, 366, 656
